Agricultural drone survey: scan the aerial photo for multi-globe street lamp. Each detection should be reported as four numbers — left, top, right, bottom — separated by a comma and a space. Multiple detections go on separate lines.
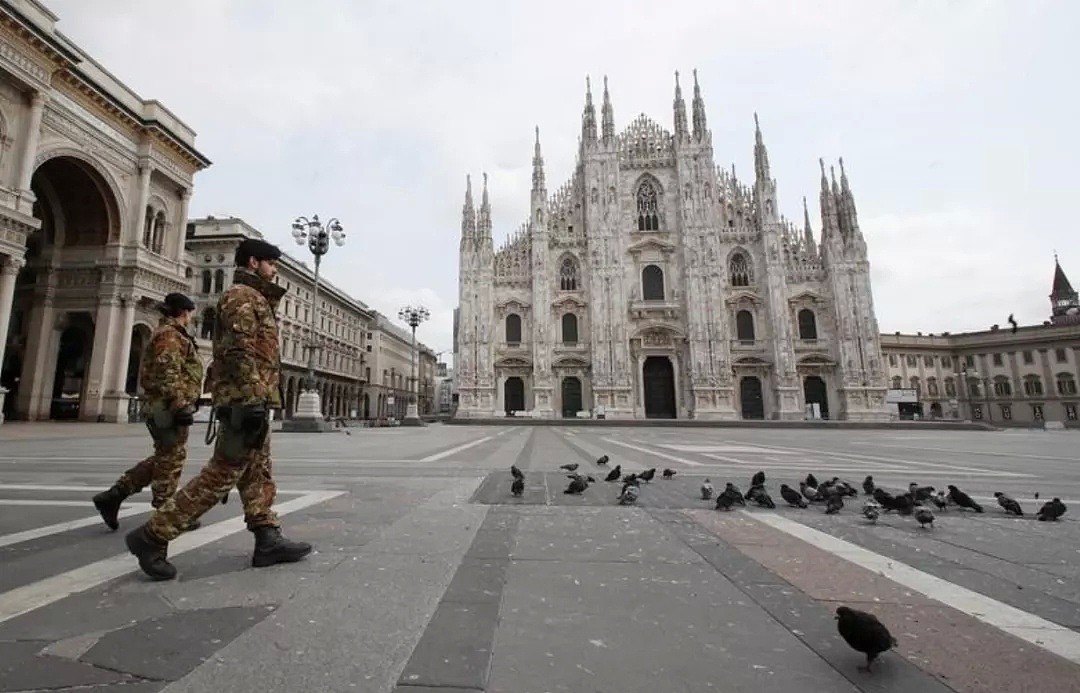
282, 214, 345, 432
398, 305, 430, 426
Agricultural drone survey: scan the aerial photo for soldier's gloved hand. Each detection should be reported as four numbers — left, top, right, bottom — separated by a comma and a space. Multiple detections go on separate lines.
173, 408, 195, 427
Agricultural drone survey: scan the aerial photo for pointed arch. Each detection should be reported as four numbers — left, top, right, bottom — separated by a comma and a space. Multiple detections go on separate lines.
558, 253, 580, 291
728, 248, 753, 287
634, 174, 662, 231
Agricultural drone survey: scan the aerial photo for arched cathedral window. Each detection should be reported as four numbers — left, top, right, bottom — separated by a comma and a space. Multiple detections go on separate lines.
636, 179, 660, 231
729, 252, 752, 287
559, 256, 579, 291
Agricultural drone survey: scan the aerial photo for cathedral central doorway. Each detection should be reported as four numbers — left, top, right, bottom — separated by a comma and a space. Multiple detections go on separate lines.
739, 376, 765, 420
561, 376, 582, 418
803, 375, 829, 419
504, 377, 525, 414
642, 356, 676, 419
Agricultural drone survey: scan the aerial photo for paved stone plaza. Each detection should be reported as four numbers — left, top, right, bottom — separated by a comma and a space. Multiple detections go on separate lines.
1, 422, 1079, 693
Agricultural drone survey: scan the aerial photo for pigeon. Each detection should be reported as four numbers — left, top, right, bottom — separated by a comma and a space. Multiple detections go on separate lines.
909, 483, 935, 502
836, 480, 859, 497
1035, 491, 1040, 500
751, 470, 766, 487
619, 483, 640, 505
604, 465, 622, 482
862, 475, 875, 496
931, 490, 948, 512
511, 476, 525, 497
862, 501, 881, 524
994, 491, 1023, 516
343, 429, 351, 436
893, 493, 916, 516
805, 473, 819, 489
724, 482, 745, 504
715, 493, 736, 511
780, 484, 808, 508
564, 476, 588, 494
560, 463, 579, 472
511, 465, 524, 480
1008, 313, 1018, 334
836, 606, 897, 672
639, 468, 657, 483
700, 479, 714, 500
596, 454, 609, 466
872, 487, 895, 509
1037, 498, 1067, 521
662, 468, 677, 480
801, 481, 821, 503
751, 490, 776, 509
825, 493, 844, 514
948, 485, 983, 512
914, 507, 935, 529
622, 473, 639, 485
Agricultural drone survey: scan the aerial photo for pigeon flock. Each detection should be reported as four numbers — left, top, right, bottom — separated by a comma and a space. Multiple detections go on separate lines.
505, 454, 1070, 673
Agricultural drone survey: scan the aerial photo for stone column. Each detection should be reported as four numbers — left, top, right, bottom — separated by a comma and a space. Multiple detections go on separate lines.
174, 187, 191, 260
131, 163, 152, 247
81, 297, 121, 421
0, 256, 24, 424
15, 92, 46, 215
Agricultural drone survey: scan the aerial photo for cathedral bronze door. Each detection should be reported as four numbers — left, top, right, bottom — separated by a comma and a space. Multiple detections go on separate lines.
739, 376, 765, 420
504, 377, 525, 415
643, 356, 676, 419
561, 377, 582, 418
803, 376, 829, 419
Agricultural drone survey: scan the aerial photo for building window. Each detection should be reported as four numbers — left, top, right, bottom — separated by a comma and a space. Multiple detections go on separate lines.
965, 355, 974, 367
1032, 404, 1044, 421
910, 376, 920, 395
729, 252, 752, 287
1001, 404, 1012, 420
642, 264, 665, 300
636, 178, 660, 231
1066, 404, 1078, 421
927, 377, 939, 396
214, 269, 225, 293
888, 354, 897, 367
1055, 348, 1068, 363
735, 310, 755, 342
797, 309, 817, 340
1022, 350, 1034, 365
1057, 373, 1078, 395
992, 353, 1003, 367
559, 256, 580, 291
944, 377, 957, 397
200, 308, 215, 340
1024, 376, 1044, 396
562, 313, 578, 345
891, 376, 902, 389
906, 355, 917, 367
993, 376, 1012, 396
924, 355, 934, 367
969, 380, 981, 396
942, 356, 952, 368
201, 270, 212, 294
505, 313, 522, 344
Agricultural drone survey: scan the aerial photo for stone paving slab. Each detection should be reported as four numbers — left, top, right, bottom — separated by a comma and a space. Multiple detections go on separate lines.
0, 640, 130, 692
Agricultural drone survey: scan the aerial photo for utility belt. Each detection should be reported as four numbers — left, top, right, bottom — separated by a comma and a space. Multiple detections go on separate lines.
145, 404, 193, 447
205, 403, 270, 465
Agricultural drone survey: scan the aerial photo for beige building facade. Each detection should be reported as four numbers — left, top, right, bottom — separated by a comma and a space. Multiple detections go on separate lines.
880, 259, 1080, 427
367, 313, 437, 420
0, 0, 209, 423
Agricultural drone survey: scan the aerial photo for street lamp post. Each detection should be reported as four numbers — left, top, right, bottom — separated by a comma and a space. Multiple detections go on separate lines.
398, 305, 430, 426
282, 214, 345, 433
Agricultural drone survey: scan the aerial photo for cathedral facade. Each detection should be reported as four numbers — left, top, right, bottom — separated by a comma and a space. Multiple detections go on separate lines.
455, 72, 889, 421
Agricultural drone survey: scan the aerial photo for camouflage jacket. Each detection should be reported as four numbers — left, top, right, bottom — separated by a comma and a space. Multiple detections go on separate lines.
212, 268, 286, 408
140, 316, 203, 411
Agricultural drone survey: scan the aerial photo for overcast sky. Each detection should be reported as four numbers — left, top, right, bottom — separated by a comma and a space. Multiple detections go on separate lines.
48, 0, 1078, 358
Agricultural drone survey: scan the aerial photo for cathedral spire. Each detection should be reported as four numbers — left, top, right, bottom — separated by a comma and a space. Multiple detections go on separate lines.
532, 126, 546, 192
818, 159, 838, 243
691, 68, 707, 140
753, 113, 771, 182
477, 172, 492, 239
581, 76, 597, 146
838, 156, 862, 241
1051, 254, 1079, 321
673, 70, 688, 140
461, 174, 477, 246
803, 196, 816, 252
601, 75, 615, 143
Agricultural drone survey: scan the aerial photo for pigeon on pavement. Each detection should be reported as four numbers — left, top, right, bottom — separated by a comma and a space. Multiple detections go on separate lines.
835, 606, 897, 673
914, 507, 935, 529
780, 484, 808, 508
560, 463, 579, 472
639, 468, 657, 483
994, 491, 1023, 516
862, 502, 880, 524
1037, 498, 1067, 521
948, 485, 983, 512
700, 479, 714, 500
862, 475, 875, 496
662, 468, 677, 480
604, 465, 622, 482
596, 455, 609, 466
751, 470, 766, 487
932, 490, 948, 512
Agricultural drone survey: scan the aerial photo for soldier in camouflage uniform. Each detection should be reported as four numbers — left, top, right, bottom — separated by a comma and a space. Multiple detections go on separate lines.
126, 239, 312, 580
93, 293, 203, 532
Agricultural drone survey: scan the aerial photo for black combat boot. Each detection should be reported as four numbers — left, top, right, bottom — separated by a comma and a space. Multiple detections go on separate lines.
125, 526, 177, 581
251, 526, 312, 567
92, 486, 127, 531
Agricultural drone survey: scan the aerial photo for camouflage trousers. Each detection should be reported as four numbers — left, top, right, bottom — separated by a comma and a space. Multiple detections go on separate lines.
146, 430, 279, 542
115, 426, 190, 508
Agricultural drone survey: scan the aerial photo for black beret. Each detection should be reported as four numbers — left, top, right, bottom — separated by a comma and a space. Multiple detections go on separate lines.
163, 292, 196, 312
235, 238, 282, 266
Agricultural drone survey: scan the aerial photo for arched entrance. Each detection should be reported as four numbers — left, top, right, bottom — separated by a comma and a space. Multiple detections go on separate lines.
51, 320, 94, 420
803, 375, 829, 420
739, 376, 765, 420
561, 377, 582, 418
504, 377, 525, 414
930, 402, 942, 419
125, 324, 153, 396
642, 356, 676, 419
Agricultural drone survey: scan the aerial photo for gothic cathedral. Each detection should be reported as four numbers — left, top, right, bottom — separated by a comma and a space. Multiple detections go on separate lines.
455, 72, 889, 421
